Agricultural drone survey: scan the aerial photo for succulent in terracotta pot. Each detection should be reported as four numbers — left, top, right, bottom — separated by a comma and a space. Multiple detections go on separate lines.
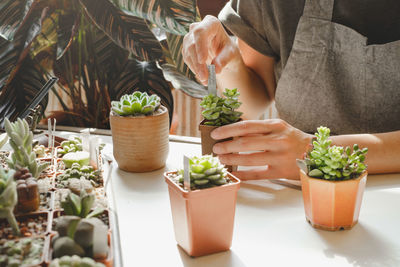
199, 89, 242, 170
4, 118, 49, 178
109, 91, 169, 172
164, 155, 240, 257
0, 167, 20, 236
296, 126, 368, 231
14, 168, 40, 213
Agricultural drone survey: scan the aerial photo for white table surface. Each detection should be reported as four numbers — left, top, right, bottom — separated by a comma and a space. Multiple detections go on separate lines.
61, 132, 400, 267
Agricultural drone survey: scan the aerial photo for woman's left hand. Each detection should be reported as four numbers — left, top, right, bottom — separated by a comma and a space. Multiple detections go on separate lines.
211, 119, 313, 180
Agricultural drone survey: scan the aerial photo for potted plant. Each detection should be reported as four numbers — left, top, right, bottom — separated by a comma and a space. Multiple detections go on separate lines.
110, 91, 169, 172
199, 89, 242, 170
297, 126, 368, 231
0, 167, 20, 236
164, 155, 240, 256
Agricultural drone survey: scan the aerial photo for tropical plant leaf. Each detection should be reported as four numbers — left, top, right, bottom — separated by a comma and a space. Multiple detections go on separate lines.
56, 8, 80, 59
79, 0, 163, 61
0, 0, 34, 41
109, 60, 174, 122
160, 63, 207, 99
111, 0, 197, 35
0, 56, 47, 127
0, 3, 47, 91
165, 32, 195, 79
0, 37, 19, 90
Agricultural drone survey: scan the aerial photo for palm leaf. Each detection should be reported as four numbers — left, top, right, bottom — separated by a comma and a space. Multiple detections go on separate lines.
0, 4, 47, 91
111, 0, 197, 35
79, 0, 163, 61
109, 60, 174, 122
0, 56, 47, 127
0, 0, 34, 41
165, 32, 195, 79
160, 63, 207, 99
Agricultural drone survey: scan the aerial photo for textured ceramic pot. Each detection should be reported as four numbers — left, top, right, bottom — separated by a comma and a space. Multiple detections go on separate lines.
300, 170, 367, 231
164, 171, 240, 257
109, 105, 169, 172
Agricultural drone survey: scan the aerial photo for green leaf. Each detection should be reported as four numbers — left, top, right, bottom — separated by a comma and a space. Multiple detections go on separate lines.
0, 56, 48, 124
0, 0, 35, 41
160, 63, 207, 99
111, 0, 197, 35
308, 169, 323, 177
131, 102, 142, 113
79, 0, 163, 61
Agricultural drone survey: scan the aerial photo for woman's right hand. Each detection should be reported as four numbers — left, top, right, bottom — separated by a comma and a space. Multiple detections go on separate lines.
182, 15, 242, 85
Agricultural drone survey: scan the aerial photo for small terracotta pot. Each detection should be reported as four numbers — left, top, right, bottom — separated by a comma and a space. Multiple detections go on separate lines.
109, 106, 169, 172
198, 119, 238, 172
164, 171, 240, 257
300, 170, 367, 231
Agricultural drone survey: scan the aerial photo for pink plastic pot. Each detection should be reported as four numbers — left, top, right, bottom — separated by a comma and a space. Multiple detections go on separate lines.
164, 171, 240, 257
300, 170, 367, 231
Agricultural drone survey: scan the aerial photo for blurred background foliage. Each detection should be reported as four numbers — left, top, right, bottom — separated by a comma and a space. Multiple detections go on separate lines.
0, 0, 208, 129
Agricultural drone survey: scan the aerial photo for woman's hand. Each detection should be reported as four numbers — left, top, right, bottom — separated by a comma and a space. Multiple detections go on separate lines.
211, 119, 313, 180
182, 15, 242, 85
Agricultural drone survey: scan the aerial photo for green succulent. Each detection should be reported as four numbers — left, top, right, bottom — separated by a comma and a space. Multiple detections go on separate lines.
57, 163, 102, 186
58, 137, 83, 156
53, 215, 108, 260
0, 167, 20, 236
0, 238, 44, 266
175, 155, 229, 190
49, 255, 106, 267
111, 91, 161, 116
200, 88, 243, 126
4, 118, 49, 178
299, 126, 368, 180
0, 133, 8, 150
61, 191, 104, 219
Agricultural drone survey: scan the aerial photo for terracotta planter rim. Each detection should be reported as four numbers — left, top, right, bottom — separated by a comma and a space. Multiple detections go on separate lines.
164, 171, 240, 199
300, 169, 368, 183
109, 105, 167, 119
199, 118, 242, 127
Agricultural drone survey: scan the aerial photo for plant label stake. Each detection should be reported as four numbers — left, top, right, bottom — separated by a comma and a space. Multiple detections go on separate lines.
183, 155, 190, 191
47, 119, 52, 148
51, 119, 56, 171
207, 64, 217, 96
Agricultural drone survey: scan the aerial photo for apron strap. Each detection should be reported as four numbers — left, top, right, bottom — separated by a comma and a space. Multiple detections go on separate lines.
303, 0, 334, 20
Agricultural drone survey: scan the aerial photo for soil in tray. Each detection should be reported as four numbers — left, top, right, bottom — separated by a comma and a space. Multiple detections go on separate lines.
0, 151, 9, 169
0, 213, 48, 240
0, 236, 46, 267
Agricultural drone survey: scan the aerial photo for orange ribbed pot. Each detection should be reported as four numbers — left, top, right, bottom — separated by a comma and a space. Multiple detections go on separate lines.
164, 171, 240, 257
300, 170, 367, 231
109, 106, 169, 172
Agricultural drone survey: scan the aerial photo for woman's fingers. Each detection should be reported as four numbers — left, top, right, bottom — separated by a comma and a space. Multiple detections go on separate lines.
213, 135, 272, 154
211, 119, 287, 140
182, 15, 235, 83
218, 151, 279, 166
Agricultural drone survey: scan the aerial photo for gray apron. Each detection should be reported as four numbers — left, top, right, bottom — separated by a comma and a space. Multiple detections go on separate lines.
275, 0, 400, 135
